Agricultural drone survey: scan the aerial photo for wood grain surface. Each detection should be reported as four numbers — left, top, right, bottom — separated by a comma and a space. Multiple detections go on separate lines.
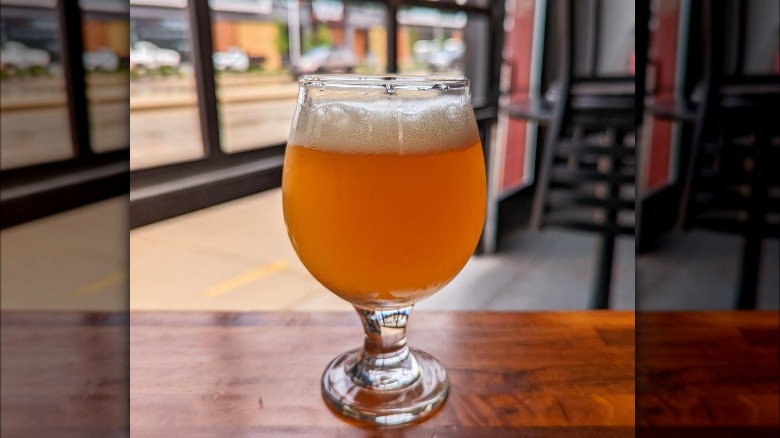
1, 312, 129, 437
636, 312, 780, 437
129, 311, 635, 437
3, 311, 777, 437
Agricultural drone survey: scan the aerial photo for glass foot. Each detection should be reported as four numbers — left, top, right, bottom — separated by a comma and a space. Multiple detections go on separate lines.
321, 347, 449, 427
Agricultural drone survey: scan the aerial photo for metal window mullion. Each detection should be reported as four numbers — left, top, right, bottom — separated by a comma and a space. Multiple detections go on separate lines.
590, 0, 600, 77
189, 0, 223, 160
387, 0, 399, 73
487, 0, 505, 107
57, 0, 91, 158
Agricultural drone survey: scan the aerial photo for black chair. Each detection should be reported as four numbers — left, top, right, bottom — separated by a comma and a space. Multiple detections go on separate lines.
674, 0, 780, 309
507, 0, 636, 309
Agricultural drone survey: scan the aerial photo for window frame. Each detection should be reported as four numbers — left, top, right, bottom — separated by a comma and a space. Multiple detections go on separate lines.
0, 0, 129, 228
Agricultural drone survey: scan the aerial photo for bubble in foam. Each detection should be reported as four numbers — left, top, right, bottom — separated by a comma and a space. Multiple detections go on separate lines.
447, 104, 459, 119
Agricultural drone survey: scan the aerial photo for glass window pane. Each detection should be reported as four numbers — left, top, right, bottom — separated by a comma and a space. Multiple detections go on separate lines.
743, 0, 779, 75
398, 6, 489, 106
0, 0, 74, 170
80, 0, 130, 153
130, 0, 204, 170
209, 0, 387, 153
597, 0, 635, 76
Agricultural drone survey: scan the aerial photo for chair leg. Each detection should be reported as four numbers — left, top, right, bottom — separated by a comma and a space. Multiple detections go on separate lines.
591, 233, 615, 309
736, 236, 762, 309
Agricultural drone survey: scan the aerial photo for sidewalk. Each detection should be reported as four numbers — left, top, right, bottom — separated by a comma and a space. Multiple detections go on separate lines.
130, 188, 637, 311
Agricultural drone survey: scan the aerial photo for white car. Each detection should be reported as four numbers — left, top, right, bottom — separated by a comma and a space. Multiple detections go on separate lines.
0, 41, 50, 70
83, 47, 119, 72
130, 41, 181, 70
412, 39, 440, 64
213, 46, 250, 71
427, 39, 465, 73
291, 46, 356, 76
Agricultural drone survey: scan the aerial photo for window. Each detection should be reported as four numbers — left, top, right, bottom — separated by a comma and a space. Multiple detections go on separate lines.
398, 6, 489, 106
130, 0, 204, 169
208, 1, 388, 153
130, 0, 503, 227
0, 0, 73, 170
1, 0, 129, 228
80, 0, 130, 153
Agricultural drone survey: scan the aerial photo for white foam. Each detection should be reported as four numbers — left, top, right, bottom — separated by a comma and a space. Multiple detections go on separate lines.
288, 96, 480, 154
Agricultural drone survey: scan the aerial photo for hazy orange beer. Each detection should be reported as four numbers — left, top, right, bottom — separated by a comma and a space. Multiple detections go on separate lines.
283, 83, 485, 308
282, 75, 484, 426
284, 141, 485, 305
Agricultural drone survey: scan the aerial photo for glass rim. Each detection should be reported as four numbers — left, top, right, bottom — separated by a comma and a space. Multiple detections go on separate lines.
298, 74, 470, 91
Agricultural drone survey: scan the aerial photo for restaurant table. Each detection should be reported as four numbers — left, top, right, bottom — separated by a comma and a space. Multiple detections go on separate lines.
2, 311, 778, 437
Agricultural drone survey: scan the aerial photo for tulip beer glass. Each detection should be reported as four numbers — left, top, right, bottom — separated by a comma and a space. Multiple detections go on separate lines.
283, 75, 486, 426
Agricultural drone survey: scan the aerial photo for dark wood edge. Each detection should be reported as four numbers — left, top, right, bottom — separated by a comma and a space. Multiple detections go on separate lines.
125, 309, 634, 327
0, 309, 636, 328
0, 311, 129, 326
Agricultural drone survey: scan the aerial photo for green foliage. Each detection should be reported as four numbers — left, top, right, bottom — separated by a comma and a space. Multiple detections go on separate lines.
130, 65, 182, 80
274, 21, 289, 56
0, 65, 52, 80
302, 23, 333, 53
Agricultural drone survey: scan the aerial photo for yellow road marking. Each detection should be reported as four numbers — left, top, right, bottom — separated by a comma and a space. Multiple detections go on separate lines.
204, 259, 288, 297
72, 270, 127, 298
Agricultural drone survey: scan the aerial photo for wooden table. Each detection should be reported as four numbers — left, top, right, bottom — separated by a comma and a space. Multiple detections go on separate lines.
129, 311, 635, 437
636, 312, 780, 437
3, 311, 778, 437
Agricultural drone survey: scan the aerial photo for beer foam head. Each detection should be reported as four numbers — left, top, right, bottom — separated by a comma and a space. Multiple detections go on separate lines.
288, 77, 480, 154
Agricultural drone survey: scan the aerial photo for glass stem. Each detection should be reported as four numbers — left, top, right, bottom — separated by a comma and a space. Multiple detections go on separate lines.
349, 305, 421, 391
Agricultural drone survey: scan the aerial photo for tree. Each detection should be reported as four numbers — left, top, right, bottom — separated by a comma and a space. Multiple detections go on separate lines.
274, 21, 290, 67
303, 23, 332, 52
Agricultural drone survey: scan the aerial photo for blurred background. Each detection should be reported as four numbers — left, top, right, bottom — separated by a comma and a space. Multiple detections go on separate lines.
123, 0, 637, 314
1, 0, 778, 314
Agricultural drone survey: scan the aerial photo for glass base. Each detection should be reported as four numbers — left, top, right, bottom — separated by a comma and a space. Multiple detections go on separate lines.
321, 347, 449, 427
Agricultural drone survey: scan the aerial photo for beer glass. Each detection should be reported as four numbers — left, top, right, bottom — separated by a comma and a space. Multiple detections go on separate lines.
283, 75, 486, 426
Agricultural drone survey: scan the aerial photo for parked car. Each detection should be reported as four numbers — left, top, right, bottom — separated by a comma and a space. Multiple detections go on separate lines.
412, 39, 440, 64
213, 46, 250, 72
427, 38, 465, 73
83, 47, 119, 72
130, 41, 181, 71
0, 41, 50, 70
291, 46, 356, 76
